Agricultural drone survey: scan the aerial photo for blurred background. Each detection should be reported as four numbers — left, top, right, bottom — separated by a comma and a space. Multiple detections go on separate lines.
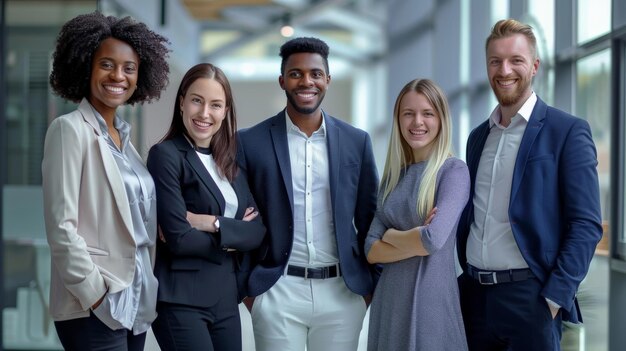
1, 0, 625, 350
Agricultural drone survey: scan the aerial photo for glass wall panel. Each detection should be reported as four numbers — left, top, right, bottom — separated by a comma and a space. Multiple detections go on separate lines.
578, 0, 611, 44
490, 0, 508, 26
528, 0, 555, 105
577, 50, 611, 224
3, 1, 96, 349
572, 48, 611, 351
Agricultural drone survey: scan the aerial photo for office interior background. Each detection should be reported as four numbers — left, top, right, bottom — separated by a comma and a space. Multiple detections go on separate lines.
1, 0, 625, 350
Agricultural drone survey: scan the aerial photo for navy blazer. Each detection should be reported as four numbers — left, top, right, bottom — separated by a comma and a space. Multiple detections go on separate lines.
147, 135, 265, 306
457, 97, 603, 323
237, 110, 379, 297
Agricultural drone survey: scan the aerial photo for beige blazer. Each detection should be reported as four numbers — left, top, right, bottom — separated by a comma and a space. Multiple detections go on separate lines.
42, 98, 149, 321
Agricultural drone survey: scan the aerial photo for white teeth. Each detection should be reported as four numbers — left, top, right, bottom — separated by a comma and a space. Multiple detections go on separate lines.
498, 79, 516, 86
410, 130, 427, 135
193, 120, 212, 128
104, 86, 124, 93
297, 93, 315, 98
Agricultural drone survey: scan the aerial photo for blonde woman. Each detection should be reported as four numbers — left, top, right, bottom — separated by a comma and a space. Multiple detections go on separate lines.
365, 79, 470, 351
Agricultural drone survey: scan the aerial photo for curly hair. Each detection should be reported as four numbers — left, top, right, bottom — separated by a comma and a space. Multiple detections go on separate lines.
49, 11, 170, 104
279, 37, 330, 75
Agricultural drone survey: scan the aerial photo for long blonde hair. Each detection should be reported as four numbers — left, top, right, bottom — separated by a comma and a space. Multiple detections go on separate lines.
381, 79, 453, 219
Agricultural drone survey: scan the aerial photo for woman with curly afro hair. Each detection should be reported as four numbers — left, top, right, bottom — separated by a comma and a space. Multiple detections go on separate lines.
42, 11, 170, 351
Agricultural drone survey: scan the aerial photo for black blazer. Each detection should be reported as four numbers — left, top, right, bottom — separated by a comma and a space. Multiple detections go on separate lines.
147, 135, 265, 306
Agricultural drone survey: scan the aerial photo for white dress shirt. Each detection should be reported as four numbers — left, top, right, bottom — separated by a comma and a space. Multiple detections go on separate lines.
467, 92, 537, 271
285, 112, 338, 267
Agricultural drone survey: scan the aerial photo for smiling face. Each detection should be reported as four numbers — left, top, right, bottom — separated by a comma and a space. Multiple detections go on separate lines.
279, 52, 330, 118
88, 37, 139, 119
398, 91, 441, 162
179, 77, 227, 148
486, 33, 539, 109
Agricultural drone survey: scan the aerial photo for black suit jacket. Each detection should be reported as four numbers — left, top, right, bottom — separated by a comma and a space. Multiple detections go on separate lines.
147, 135, 265, 306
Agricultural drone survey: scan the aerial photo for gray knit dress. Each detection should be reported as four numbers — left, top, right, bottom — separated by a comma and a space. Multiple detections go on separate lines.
365, 157, 470, 351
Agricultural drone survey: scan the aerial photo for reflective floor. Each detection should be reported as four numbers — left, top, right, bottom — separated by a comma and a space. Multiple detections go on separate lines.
144, 255, 608, 351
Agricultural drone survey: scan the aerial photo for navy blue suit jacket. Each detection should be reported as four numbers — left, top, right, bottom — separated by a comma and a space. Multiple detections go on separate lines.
457, 97, 603, 323
147, 135, 265, 306
237, 110, 379, 297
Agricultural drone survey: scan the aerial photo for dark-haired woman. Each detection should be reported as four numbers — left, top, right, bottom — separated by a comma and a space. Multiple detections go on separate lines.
147, 63, 265, 351
42, 11, 170, 351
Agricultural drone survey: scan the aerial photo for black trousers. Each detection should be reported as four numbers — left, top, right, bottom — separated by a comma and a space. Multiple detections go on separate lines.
54, 311, 146, 351
459, 273, 563, 351
152, 299, 242, 351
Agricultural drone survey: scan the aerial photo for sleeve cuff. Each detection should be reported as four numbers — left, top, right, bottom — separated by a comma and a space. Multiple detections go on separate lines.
545, 297, 561, 309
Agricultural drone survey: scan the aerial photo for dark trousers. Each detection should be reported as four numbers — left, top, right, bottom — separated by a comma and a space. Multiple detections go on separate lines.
152, 300, 242, 351
459, 273, 562, 351
54, 311, 146, 351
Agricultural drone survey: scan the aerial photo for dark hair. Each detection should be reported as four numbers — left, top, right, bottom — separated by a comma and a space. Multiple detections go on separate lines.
279, 37, 329, 75
49, 11, 170, 104
163, 63, 238, 182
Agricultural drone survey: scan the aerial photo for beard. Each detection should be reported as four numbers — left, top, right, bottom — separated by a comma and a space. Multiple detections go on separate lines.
491, 74, 532, 107
285, 90, 325, 115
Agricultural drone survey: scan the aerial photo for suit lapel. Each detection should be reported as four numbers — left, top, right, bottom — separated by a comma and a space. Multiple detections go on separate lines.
78, 100, 135, 239
325, 114, 339, 215
231, 174, 247, 219
468, 121, 490, 180
174, 136, 225, 215
270, 112, 295, 211
511, 98, 547, 202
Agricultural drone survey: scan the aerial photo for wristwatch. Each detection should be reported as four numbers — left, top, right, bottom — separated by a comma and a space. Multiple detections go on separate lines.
214, 217, 220, 233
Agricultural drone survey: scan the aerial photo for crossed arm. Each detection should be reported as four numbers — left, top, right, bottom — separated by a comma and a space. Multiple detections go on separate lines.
366, 208, 436, 263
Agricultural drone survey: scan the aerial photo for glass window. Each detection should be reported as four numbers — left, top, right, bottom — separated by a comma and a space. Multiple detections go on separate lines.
528, 0, 555, 105
3, 1, 96, 350
578, 0, 611, 44
574, 48, 611, 351
490, 0, 509, 26
577, 49, 611, 225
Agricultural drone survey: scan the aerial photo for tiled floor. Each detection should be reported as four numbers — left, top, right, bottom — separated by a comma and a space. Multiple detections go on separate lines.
144, 305, 370, 351
145, 255, 609, 351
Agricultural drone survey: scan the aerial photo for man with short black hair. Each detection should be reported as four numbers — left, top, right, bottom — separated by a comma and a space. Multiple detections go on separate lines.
238, 37, 378, 351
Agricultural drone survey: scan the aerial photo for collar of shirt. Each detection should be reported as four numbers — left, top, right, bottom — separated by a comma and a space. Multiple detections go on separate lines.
285, 109, 327, 139
488, 92, 538, 129
90, 103, 131, 150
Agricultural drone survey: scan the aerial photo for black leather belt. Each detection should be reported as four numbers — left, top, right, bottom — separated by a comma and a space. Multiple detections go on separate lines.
287, 264, 341, 279
467, 264, 534, 285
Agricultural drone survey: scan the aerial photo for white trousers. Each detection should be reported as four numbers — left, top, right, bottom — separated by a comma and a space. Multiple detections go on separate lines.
250, 274, 367, 351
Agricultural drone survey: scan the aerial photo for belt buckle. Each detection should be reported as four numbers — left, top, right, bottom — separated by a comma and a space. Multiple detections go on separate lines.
321, 266, 330, 279
478, 271, 497, 285
304, 267, 309, 279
